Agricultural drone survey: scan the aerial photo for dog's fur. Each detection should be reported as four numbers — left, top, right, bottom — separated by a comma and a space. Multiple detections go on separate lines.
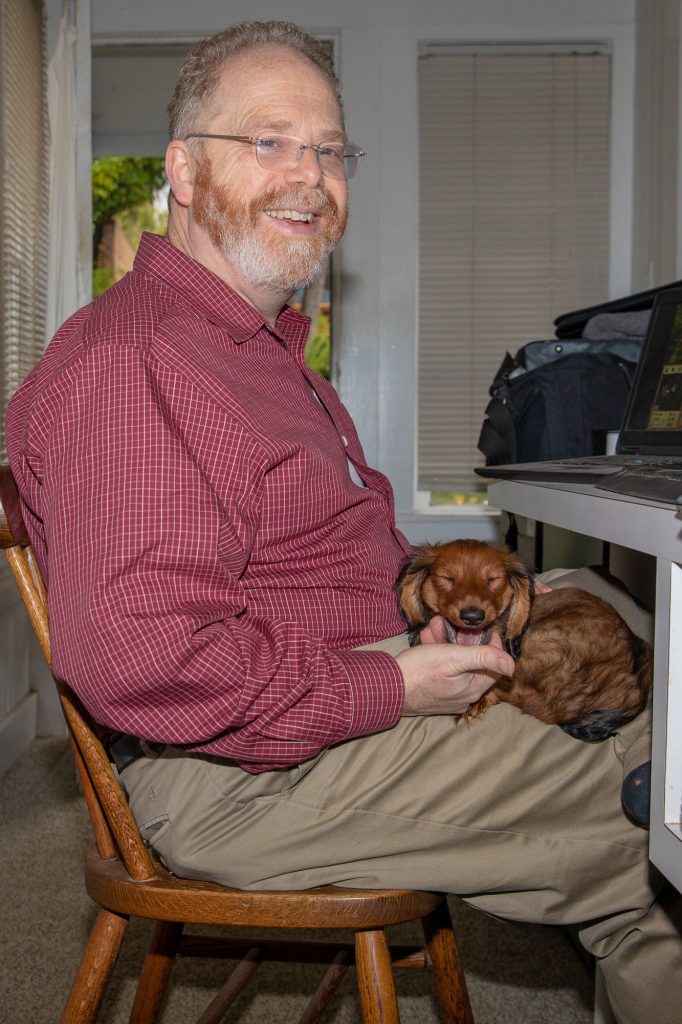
398, 539, 652, 742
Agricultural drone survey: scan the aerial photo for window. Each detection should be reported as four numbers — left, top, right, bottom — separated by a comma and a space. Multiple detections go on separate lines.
0, 0, 48, 459
417, 47, 611, 495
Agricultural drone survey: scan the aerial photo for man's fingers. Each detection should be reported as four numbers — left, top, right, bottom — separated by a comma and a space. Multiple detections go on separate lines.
419, 615, 446, 644
457, 643, 513, 679
416, 621, 513, 675
397, 638, 513, 716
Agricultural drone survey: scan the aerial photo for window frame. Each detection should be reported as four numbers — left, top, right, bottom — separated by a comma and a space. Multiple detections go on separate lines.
416, 42, 613, 496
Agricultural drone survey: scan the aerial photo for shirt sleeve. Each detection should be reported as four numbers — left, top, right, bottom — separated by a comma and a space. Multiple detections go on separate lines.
41, 343, 404, 770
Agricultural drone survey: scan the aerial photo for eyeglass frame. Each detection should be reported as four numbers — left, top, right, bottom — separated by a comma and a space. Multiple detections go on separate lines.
182, 132, 366, 180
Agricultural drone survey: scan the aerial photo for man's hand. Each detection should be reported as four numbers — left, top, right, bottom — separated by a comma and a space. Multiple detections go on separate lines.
417, 615, 447, 644
396, 632, 514, 716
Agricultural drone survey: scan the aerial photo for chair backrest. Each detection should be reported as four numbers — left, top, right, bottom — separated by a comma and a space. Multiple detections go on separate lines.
0, 465, 158, 881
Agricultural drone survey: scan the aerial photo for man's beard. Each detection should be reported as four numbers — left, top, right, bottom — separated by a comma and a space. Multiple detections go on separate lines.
192, 160, 348, 295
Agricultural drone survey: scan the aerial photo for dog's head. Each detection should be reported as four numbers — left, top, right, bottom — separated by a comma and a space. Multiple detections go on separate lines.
398, 540, 534, 645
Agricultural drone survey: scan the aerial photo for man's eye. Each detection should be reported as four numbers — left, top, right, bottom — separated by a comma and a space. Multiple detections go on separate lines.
258, 136, 284, 150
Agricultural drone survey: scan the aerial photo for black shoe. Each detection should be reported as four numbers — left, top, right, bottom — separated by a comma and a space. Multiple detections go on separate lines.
621, 761, 651, 827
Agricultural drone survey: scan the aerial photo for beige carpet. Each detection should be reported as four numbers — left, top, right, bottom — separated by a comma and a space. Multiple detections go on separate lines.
0, 737, 594, 1023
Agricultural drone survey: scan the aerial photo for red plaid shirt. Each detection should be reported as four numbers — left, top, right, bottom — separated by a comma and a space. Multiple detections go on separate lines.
6, 233, 410, 770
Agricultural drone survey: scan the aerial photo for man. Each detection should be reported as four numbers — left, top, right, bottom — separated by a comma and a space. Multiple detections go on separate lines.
5, 21, 680, 1024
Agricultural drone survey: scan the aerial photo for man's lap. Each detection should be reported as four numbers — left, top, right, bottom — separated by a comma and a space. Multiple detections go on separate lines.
121, 565, 654, 921
122, 701, 651, 923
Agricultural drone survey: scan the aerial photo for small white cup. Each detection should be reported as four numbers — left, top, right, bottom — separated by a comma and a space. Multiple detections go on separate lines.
605, 431, 620, 455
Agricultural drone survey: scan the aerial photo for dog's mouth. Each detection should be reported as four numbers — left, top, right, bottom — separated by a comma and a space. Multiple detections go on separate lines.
443, 620, 491, 646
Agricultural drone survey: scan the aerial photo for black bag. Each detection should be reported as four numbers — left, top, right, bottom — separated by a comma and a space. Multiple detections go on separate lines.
478, 338, 641, 466
553, 279, 682, 338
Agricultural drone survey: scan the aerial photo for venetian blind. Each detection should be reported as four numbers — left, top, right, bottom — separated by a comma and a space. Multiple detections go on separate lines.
417, 50, 611, 491
0, 0, 48, 460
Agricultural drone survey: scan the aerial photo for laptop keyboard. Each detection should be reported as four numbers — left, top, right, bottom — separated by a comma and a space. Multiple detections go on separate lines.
596, 465, 682, 504
559, 454, 682, 469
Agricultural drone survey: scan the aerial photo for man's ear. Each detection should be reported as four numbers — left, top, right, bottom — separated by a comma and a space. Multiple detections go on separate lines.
165, 140, 195, 208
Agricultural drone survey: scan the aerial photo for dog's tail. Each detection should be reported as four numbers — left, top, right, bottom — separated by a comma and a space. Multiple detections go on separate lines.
560, 711, 624, 743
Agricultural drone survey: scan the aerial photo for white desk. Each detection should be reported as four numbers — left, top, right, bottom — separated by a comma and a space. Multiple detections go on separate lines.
487, 478, 682, 892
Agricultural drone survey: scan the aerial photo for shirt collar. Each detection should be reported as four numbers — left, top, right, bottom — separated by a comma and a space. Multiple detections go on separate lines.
133, 232, 312, 356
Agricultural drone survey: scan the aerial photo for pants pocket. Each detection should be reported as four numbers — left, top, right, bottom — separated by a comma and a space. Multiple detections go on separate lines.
138, 811, 172, 848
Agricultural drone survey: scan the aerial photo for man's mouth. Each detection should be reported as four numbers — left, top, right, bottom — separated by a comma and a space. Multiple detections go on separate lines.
443, 620, 491, 646
264, 209, 316, 223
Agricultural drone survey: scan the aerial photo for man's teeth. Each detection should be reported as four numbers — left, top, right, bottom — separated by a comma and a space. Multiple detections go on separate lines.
264, 209, 314, 223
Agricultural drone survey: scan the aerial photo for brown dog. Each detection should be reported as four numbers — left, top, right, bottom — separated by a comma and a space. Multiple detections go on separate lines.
398, 539, 652, 742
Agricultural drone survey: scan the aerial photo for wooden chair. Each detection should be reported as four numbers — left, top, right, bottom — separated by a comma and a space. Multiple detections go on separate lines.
0, 464, 474, 1024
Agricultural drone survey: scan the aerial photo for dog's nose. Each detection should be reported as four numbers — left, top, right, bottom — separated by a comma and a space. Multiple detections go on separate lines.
459, 606, 485, 626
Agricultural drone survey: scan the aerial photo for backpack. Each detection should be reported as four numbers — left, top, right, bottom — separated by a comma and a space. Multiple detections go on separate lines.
477, 337, 642, 466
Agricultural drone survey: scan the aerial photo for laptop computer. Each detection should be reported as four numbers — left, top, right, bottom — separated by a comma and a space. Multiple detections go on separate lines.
475, 286, 682, 505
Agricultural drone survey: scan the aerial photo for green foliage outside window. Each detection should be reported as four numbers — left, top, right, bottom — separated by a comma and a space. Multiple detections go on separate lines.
305, 310, 331, 379
430, 490, 488, 506
92, 157, 167, 297
92, 157, 166, 236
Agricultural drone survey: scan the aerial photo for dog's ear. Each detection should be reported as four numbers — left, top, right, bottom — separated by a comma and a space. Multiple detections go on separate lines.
504, 551, 534, 639
397, 544, 439, 626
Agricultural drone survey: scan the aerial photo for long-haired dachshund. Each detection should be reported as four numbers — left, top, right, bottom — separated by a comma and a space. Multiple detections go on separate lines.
398, 539, 652, 742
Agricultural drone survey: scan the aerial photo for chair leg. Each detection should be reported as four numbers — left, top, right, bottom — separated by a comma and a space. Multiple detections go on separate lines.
60, 908, 129, 1024
421, 898, 474, 1024
129, 920, 184, 1024
355, 928, 400, 1024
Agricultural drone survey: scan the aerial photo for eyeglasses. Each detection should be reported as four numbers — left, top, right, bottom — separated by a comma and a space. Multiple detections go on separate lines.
183, 131, 366, 180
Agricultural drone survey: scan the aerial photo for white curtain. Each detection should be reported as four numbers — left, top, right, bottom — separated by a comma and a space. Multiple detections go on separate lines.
45, 0, 80, 343
417, 49, 611, 491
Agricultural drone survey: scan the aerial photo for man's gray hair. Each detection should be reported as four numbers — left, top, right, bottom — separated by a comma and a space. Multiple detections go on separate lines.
168, 20, 342, 140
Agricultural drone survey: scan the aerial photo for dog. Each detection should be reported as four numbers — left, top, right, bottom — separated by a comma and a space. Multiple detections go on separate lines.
397, 539, 652, 742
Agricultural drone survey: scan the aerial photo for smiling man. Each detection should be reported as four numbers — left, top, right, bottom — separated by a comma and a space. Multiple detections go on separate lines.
5, 21, 681, 1024
166, 38, 350, 317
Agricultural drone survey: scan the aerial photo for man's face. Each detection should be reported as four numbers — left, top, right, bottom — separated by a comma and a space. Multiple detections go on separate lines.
190, 47, 349, 296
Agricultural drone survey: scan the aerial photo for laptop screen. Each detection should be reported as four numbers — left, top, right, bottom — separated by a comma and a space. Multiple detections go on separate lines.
618, 287, 682, 453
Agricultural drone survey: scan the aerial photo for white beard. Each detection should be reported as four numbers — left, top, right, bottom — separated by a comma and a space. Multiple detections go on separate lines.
192, 163, 347, 296
217, 214, 337, 295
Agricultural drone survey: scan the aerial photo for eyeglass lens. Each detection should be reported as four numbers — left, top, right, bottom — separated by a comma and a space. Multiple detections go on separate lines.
254, 135, 362, 180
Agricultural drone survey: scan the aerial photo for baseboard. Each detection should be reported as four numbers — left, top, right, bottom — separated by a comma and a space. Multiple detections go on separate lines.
0, 692, 38, 780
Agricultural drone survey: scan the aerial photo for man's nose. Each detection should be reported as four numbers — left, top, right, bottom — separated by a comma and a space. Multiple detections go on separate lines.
285, 145, 324, 187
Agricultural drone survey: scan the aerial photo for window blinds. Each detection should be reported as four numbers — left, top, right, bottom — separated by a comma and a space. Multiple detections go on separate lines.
417, 50, 611, 491
0, 0, 48, 460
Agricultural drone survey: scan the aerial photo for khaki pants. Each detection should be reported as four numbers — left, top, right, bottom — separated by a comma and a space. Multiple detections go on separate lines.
121, 569, 681, 1024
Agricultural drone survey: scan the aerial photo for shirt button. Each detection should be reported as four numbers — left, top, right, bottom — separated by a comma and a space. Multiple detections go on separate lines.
341, 435, 349, 446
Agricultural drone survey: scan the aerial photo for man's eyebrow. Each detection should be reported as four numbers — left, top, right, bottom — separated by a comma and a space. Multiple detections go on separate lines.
316, 128, 349, 143
244, 118, 347, 142
239, 117, 291, 133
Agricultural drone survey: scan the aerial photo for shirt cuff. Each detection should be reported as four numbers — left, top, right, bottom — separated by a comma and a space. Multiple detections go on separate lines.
331, 648, 405, 738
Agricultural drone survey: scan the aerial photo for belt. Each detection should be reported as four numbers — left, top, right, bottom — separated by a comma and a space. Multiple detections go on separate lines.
109, 732, 165, 774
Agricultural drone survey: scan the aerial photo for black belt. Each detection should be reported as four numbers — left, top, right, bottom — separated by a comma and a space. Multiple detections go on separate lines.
109, 733, 165, 774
